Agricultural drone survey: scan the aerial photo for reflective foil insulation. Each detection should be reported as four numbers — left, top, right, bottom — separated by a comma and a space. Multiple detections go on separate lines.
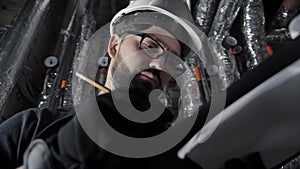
39, 0, 79, 109
241, 0, 268, 71
39, 0, 97, 108
266, 28, 291, 44
271, 5, 299, 29
209, 0, 242, 88
267, 0, 300, 45
193, 0, 221, 35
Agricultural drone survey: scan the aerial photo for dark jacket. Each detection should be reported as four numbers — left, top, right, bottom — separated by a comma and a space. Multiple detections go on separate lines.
1, 91, 201, 169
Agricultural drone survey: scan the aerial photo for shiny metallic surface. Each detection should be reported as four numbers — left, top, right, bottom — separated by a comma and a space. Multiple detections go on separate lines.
271, 5, 299, 29
193, 0, 220, 35
266, 28, 291, 43
241, 0, 268, 70
39, 0, 79, 109
38, 70, 57, 108
209, 0, 242, 88
186, 56, 206, 105
38, 0, 97, 109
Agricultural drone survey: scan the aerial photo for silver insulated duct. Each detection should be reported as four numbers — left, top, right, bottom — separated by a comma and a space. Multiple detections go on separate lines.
193, 0, 221, 35
241, 0, 268, 70
208, 0, 242, 89
270, 4, 300, 29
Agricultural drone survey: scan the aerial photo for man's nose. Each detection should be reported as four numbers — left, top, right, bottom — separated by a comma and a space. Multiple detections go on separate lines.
148, 56, 165, 70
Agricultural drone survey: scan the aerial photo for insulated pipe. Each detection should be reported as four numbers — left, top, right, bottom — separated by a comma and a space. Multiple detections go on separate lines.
0, 0, 51, 117
208, 0, 242, 88
39, 0, 80, 108
193, 0, 221, 35
266, 0, 300, 45
71, 0, 97, 106
241, 0, 268, 71
270, 0, 300, 29
266, 28, 291, 43
40, 0, 97, 108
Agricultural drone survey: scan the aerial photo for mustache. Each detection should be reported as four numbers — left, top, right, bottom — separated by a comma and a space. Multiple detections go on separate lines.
138, 68, 162, 89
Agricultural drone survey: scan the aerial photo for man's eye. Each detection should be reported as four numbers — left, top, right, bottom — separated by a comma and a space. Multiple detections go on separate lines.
142, 41, 159, 49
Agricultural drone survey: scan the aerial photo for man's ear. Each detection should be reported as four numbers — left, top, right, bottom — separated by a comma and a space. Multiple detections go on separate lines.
108, 34, 121, 59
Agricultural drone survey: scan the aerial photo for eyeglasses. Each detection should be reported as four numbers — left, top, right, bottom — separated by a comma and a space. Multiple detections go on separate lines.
123, 31, 186, 78
125, 31, 167, 59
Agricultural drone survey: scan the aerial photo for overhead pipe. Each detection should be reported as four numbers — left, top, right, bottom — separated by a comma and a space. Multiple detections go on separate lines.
270, 0, 300, 29
266, 28, 291, 44
55, 0, 99, 108
71, 0, 97, 106
38, 0, 80, 108
208, 0, 242, 89
0, 0, 51, 118
193, 0, 221, 35
266, 0, 300, 45
241, 0, 268, 71
39, 0, 99, 108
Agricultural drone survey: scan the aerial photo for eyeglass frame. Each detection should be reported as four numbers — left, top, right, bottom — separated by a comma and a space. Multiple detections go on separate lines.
123, 31, 181, 59
120, 31, 186, 78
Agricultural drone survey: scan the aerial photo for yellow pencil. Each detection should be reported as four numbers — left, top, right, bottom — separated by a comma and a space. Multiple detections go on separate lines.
75, 72, 110, 93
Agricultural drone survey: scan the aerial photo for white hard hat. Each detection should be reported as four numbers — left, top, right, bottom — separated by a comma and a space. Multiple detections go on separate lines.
110, 0, 203, 52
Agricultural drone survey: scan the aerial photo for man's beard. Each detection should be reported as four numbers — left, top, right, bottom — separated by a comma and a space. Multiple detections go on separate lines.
111, 55, 163, 97
129, 72, 158, 96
